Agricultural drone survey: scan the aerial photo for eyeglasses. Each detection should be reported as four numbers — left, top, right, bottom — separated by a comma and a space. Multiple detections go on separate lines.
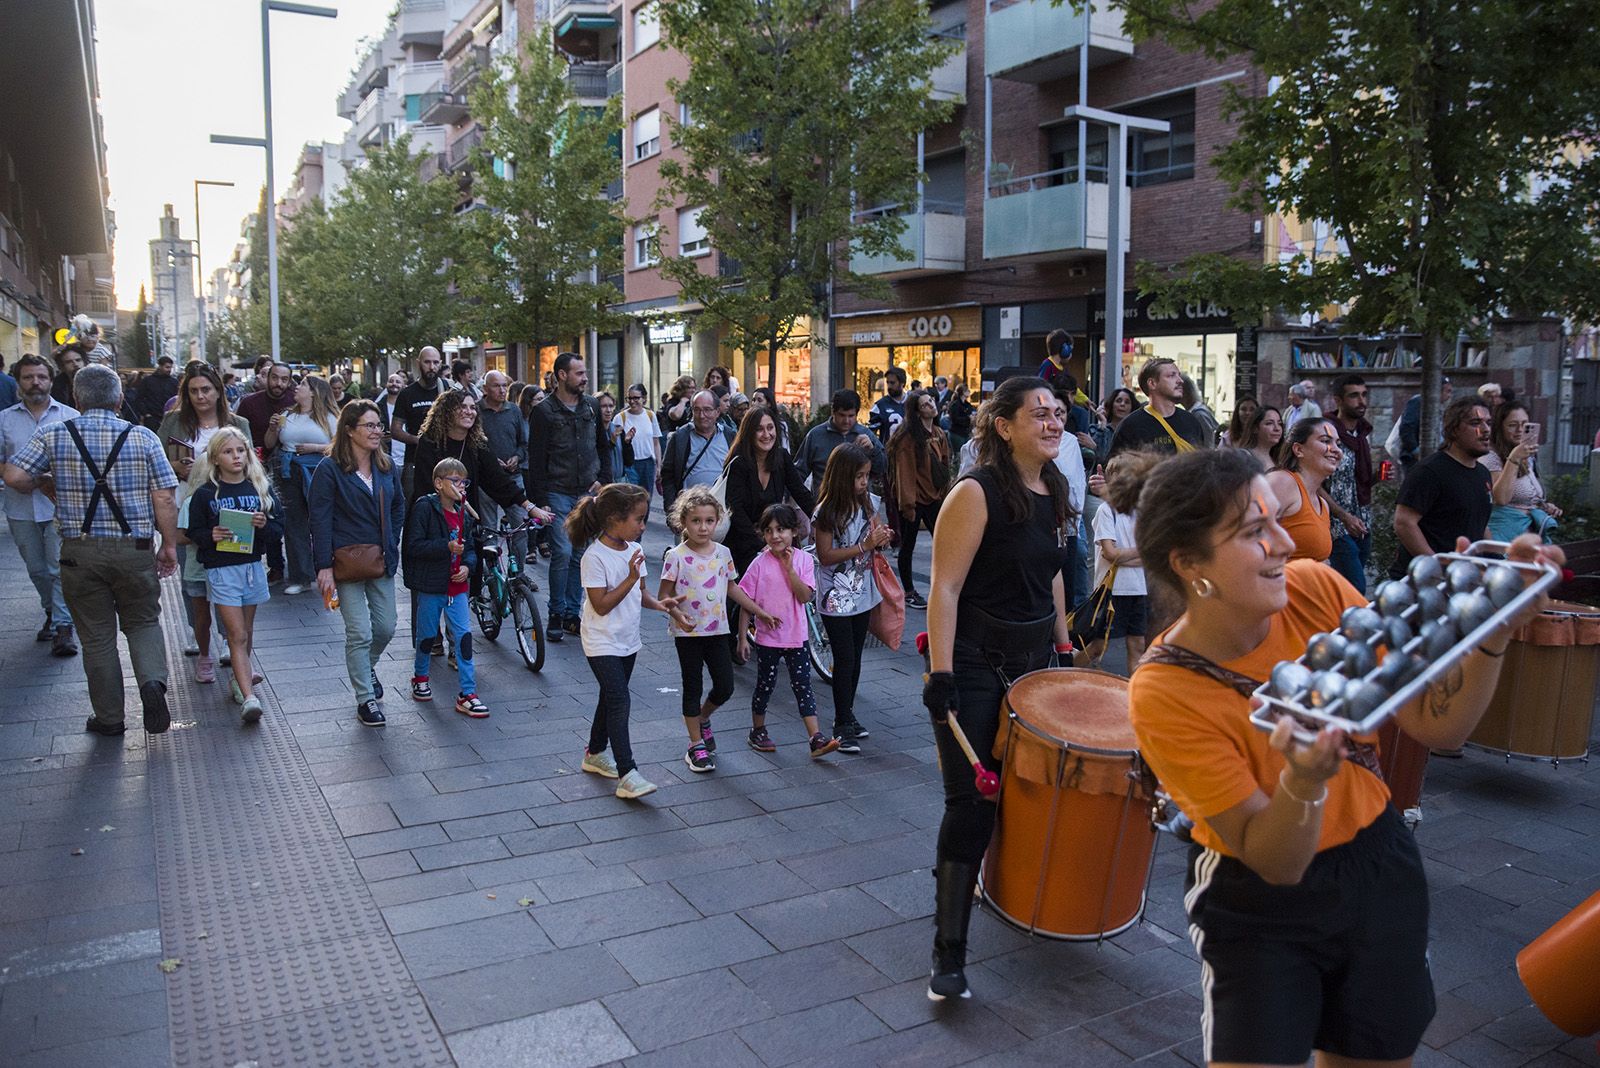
691, 405, 718, 414
354, 421, 385, 432
441, 477, 470, 487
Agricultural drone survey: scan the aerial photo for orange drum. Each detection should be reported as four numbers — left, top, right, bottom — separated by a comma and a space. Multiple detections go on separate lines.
982, 668, 1158, 941
1472, 601, 1600, 764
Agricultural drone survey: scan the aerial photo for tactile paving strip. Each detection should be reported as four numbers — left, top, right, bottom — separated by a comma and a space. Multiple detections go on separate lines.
149, 582, 452, 1067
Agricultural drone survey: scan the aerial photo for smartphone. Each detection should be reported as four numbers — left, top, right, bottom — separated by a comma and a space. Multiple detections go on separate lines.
1524, 422, 1541, 446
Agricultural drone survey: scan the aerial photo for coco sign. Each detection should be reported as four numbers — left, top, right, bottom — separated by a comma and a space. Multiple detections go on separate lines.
907, 314, 954, 339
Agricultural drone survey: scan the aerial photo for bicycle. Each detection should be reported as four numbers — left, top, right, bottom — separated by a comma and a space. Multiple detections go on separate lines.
738, 543, 834, 683
472, 517, 545, 672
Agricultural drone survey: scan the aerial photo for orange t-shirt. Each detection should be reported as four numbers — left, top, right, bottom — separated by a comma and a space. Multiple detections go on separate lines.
1130, 560, 1390, 857
1280, 471, 1333, 562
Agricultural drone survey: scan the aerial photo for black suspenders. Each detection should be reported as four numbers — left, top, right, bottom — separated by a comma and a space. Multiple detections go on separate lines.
64, 420, 135, 536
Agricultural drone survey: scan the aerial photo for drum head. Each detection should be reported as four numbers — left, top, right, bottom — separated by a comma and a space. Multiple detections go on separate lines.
1006, 668, 1135, 754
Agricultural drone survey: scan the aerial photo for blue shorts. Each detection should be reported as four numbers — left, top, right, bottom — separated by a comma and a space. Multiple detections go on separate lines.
206, 560, 270, 607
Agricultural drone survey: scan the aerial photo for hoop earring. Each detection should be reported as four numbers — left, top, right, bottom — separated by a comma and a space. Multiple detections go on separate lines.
1190, 577, 1217, 599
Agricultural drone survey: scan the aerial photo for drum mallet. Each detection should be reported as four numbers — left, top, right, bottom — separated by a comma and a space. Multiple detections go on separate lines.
916, 631, 1001, 798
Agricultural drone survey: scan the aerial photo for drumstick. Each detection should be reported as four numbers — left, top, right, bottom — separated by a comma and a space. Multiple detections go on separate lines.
916, 632, 1000, 798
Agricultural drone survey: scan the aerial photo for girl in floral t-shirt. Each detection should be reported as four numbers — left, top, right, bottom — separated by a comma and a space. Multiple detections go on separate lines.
659, 487, 776, 773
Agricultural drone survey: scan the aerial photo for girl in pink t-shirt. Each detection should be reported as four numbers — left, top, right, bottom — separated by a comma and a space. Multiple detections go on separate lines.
737, 503, 840, 759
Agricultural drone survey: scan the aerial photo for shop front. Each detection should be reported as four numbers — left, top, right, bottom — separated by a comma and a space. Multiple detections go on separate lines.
746, 315, 819, 414
836, 306, 982, 403
642, 317, 697, 406
1090, 292, 1241, 423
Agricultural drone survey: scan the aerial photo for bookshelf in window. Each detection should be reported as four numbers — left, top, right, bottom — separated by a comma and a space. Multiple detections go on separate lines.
1291, 334, 1422, 370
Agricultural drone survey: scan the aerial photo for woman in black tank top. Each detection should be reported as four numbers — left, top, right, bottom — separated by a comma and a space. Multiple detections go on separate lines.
922, 376, 1074, 1001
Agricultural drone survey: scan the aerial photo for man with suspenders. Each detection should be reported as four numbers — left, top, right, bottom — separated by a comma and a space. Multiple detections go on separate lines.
4, 365, 180, 736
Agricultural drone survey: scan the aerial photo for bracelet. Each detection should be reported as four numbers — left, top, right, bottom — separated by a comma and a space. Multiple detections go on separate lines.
1477, 644, 1508, 658
1277, 769, 1328, 827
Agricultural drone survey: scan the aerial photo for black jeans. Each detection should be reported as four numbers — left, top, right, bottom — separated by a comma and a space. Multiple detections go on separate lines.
821, 610, 871, 726
586, 654, 638, 776
675, 636, 735, 717
898, 500, 941, 593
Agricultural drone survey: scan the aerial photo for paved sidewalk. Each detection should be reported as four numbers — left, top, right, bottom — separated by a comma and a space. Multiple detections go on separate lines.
1, 516, 1598, 1067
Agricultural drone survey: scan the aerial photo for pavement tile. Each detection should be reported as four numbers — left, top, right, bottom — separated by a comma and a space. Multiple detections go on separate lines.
427, 756, 573, 793
579, 828, 702, 867
739, 886, 901, 951
823, 998, 1026, 1067
1440, 1030, 1543, 1067
390, 780, 561, 826
366, 866, 476, 907
346, 822, 451, 858
1080, 989, 1203, 1060
411, 836, 513, 872
459, 848, 594, 889
736, 997, 891, 1067
1425, 992, 1499, 1049
533, 863, 644, 903
606, 912, 776, 984
578, 807, 691, 844
381, 882, 542, 936
533, 883, 701, 948
1479, 1004, 1570, 1056
604, 967, 776, 1053
857, 869, 935, 919
779, 831, 930, 891
395, 910, 553, 980
9, 1025, 169, 1068
1465, 865, 1566, 906
962, 1024, 1135, 1067
672, 859, 816, 916
441, 810, 536, 841
357, 851, 424, 882
500, 823, 592, 857
418, 943, 636, 1034
446, 1000, 637, 1068
732, 940, 893, 1013
627, 842, 751, 884
622, 1031, 763, 1068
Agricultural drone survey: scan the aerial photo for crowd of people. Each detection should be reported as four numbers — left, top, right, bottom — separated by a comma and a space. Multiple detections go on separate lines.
0, 334, 1565, 1062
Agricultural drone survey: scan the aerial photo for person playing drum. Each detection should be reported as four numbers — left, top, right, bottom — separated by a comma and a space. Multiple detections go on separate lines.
922, 376, 1075, 1001
1125, 448, 1561, 1067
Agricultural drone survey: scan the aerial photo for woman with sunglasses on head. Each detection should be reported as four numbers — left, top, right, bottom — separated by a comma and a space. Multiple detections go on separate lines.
1126, 447, 1560, 1068
408, 389, 549, 524
613, 383, 662, 507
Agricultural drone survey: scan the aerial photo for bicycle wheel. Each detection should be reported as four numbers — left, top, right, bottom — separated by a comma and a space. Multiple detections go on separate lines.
475, 573, 503, 642
510, 580, 545, 673
807, 603, 834, 683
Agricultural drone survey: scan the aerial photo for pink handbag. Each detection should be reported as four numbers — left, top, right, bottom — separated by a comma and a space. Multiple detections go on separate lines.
867, 550, 905, 651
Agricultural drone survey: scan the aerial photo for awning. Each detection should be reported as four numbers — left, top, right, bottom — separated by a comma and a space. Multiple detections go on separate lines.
556, 14, 618, 36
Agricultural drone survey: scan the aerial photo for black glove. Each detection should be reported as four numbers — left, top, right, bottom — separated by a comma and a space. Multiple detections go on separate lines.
923, 671, 959, 724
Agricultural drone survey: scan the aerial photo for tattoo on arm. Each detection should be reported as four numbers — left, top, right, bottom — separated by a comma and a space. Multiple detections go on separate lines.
1424, 663, 1464, 719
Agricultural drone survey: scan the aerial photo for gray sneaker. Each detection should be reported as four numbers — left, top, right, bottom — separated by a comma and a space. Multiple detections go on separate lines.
616, 769, 658, 799
581, 750, 619, 778
241, 696, 263, 725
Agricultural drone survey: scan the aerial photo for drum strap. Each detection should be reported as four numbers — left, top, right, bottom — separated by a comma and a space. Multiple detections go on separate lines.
1141, 643, 1385, 781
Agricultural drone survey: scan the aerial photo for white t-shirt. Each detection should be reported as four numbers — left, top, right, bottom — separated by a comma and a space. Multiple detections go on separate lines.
1091, 504, 1146, 596
580, 538, 645, 657
612, 409, 660, 461
1051, 437, 1087, 518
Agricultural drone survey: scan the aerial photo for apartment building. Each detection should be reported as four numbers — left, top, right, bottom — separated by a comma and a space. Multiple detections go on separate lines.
149, 205, 197, 363
335, 0, 460, 186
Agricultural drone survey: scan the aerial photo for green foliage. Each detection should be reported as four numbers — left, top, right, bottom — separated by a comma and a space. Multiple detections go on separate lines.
1541, 473, 1596, 545
655, 0, 957, 379
453, 27, 627, 353
1123, 0, 1600, 450
1368, 476, 1399, 583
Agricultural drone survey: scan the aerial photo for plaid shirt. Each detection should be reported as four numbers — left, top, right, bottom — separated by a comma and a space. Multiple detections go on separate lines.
0, 398, 78, 522
10, 408, 177, 538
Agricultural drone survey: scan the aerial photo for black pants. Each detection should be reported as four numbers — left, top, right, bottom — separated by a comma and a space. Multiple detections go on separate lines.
675, 635, 734, 717
821, 610, 871, 725
586, 654, 638, 776
897, 500, 941, 592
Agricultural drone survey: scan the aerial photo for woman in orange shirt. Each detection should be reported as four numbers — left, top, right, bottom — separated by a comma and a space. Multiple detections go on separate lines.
1126, 448, 1559, 1068
1266, 415, 1340, 563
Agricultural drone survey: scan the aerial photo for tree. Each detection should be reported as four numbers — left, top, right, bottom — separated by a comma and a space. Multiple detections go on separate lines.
1123, 0, 1600, 452
655, 0, 957, 385
129, 285, 153, 366
453, 26, 628, 357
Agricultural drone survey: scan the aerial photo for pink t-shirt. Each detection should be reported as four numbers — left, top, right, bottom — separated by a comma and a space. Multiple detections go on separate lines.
737, 547, 815, 649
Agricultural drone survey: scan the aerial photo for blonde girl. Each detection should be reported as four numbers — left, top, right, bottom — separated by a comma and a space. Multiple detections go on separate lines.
183, 427, 282, 722
658, 487, 777, 773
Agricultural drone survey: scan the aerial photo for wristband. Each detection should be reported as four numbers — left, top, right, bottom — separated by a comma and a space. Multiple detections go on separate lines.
1054, 642, 1075, 655
1277, 769, 1327, 827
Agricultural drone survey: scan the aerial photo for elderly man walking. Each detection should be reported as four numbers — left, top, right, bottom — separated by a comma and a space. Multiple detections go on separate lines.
659, 390, 736, 524
0, 354, 79, 655
4, 365, 180, 736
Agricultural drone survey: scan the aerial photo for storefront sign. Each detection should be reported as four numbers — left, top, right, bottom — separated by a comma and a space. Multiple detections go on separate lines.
838, 306, 982, 348
907, 314, 954, 339
1090, 292, 1235, 334
999, 306, 1022, 340
647, 320, 688, 345
851, 331, 884, 344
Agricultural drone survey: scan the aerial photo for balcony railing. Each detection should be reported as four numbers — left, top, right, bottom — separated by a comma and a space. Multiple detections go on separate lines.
603, 176, 624, 201
447, 127, 484, 171
851, 200, 966, 277
718, 254, 743, 279
420, 90, 470, 125
930, 34, 966, 104
549, 0, 611, 32
606, 61, 623, 98
418, 153, 447, 182
982, 172, 1127, 260
565, 60, 610, 100
985, 0, 1133, 83
449, 46, 492, 93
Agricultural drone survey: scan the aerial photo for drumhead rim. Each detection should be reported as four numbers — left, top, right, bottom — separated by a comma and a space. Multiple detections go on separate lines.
1004, 667, 1139, 758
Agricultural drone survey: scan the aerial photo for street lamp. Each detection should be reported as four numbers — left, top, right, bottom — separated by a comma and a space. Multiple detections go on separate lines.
194, 179, 236, 366
211, 1, 338, 364
1061, 104, 1170, 400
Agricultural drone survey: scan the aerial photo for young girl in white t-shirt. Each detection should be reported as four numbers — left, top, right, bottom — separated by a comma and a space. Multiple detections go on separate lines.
1087, 455, 1148, 672
568, 484, 687, 800
658, 487, 777, 774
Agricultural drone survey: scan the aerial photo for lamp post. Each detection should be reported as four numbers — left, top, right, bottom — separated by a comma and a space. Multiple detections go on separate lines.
211, 1, 338, 364
194, 179, 235, 366
1061, 104, 1169, 400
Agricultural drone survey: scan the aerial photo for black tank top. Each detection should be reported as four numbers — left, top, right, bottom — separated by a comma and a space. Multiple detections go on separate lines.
958, 466, 1063, 622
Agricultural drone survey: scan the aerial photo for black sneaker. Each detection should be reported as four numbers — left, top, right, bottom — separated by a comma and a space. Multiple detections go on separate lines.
905, 590, 928, 610
547, 619, 564, 643
371, 671, 384, 700
835, 734, 862, 754
84, 715, 126, 736
36, 620, 54, 642
562, 615, 581, 636
139, 680, 170, 734
838, 718, 870, 740
685, 743, 715, 773
356, 701, 386, 727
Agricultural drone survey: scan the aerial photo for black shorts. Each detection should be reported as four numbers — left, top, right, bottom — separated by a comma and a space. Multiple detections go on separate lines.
1185, 806, 1435, 1064
1108, 595, 1147, 639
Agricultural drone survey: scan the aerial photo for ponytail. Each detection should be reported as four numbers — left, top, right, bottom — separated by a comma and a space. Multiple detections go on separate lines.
565, 482, 648, 546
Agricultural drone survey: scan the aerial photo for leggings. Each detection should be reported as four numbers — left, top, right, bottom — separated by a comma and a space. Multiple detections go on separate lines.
820, 610, 871, 724
675, 635, 735, 717
750, 643, 816, 721
897, 500, 941, 592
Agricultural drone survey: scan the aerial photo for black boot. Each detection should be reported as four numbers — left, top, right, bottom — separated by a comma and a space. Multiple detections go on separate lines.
928, 860, 980, 1001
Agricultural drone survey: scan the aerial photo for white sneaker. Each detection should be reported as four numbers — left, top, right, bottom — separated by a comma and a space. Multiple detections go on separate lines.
241, 696, 263, 724
581, 750, 618, 778
615, 769, 657, 800
283, 584, 306, 595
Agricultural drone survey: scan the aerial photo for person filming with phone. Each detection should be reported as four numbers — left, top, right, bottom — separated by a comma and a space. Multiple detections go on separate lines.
1482, 403, 1560, 542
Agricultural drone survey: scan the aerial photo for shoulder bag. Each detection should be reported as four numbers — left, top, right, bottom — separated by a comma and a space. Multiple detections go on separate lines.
332, 472, 390, 583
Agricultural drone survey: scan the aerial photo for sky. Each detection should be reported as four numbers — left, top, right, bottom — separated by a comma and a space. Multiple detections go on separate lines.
95, 0, 396, 309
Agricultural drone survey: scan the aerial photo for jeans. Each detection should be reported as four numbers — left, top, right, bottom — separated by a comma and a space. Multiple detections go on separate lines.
625, 458, 657, 504
277, 468, 315, 586
821, 610, 871, 726
546, 491, 586, 621
337, 575, 396, 704
58, 538, 169, 724
675, 635, 734, 717
480, 499, 529, 564
587, 653, 638, 776
1071, 515, 1090, 610
8, 517, 70, 627
1328, 531, 1371, 594
897, 500, 940, 593
414, 591, 474, 696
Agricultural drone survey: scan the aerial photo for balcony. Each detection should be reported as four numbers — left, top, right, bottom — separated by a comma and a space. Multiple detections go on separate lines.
549, 0, 613, 36
395, 0, 448, 47
985, 0, 1133, 83
718, 254, 743, 280
982, 172, 1128, 260
447, 127, 484, 172
603, 176, 624, 202
851, 202, 966, 277
930, 29, 966, 104
449, 46, 492, 93
400, 60, 445, 97
565, 60, 611, 100
354, 89, 388, 147
420, 90, 469, 124
418, 153, 447, 182
606, 61, 623, 98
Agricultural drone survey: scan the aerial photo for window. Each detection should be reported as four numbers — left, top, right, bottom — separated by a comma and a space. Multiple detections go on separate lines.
632, 107, 660, 162
632, 2, 659, 52
678, 206, 710, 257
634, 222, 659, 267
1129, 92, 1196, 187
678, 101, 693, 128
1046, 123, 1108, 183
